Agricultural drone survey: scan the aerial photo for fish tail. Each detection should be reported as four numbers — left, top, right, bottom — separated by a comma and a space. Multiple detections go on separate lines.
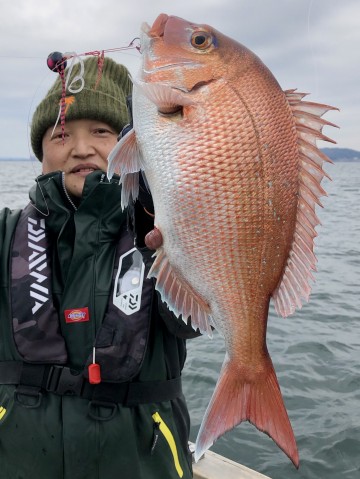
194, 354, 299, 468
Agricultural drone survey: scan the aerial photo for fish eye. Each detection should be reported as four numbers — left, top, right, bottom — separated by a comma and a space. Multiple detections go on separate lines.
190, 31, 213, 50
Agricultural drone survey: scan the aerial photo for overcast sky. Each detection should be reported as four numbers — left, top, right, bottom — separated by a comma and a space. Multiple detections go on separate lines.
1, 0, 359, 158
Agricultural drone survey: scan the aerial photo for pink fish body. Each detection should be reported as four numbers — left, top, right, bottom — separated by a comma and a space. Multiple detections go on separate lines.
108, 13, 338, 468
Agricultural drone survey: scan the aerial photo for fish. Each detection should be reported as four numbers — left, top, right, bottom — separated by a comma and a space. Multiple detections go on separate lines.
108, 13, 338, 468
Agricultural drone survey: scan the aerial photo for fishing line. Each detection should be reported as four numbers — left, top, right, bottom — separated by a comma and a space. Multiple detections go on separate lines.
24, 38, 142, 215
26, 38, 141, 160
49, 40, 141, 138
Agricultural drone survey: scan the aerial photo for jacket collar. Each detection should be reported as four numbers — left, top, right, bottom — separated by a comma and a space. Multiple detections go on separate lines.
29, 170, 125, 240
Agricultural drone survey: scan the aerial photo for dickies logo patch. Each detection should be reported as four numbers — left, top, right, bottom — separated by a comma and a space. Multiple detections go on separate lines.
65, 307, 89, 323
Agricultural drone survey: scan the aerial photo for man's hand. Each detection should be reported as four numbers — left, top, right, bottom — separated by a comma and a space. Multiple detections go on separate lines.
145, 226, 163, 250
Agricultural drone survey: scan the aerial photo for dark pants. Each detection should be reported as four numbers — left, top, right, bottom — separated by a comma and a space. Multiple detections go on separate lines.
0, 385, 193, 479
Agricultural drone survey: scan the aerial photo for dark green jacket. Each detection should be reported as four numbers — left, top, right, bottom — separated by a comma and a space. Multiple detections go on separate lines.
0, 171, 195, 479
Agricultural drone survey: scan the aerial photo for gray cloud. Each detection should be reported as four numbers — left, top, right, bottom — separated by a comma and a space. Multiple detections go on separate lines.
0, 0, 357, 157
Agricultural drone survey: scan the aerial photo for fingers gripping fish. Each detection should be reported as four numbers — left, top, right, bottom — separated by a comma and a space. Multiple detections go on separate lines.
108, 13, 338, 468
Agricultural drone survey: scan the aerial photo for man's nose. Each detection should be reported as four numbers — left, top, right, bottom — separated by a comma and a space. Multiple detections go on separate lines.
71, 134, 95, 157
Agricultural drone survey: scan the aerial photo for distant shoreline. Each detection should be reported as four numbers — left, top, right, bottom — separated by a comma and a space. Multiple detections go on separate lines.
1, 147, 360, 162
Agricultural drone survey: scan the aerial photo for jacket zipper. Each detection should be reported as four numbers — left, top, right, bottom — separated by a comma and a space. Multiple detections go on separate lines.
61, 172, 106, 211
61, 172, 77, 211
151, 411, 184, 478
91, 173, 106, 369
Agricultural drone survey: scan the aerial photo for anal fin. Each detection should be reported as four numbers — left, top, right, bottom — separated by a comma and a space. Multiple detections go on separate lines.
149, 247, 213, 336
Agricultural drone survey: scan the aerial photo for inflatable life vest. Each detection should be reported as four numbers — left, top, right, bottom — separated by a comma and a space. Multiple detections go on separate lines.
10, 204, 153, 382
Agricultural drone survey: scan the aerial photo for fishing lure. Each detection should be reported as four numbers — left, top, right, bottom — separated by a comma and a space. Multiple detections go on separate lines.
46, 38, 141, 143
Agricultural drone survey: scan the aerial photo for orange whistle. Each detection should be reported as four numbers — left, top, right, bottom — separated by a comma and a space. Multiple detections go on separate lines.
88, 363, 101, 384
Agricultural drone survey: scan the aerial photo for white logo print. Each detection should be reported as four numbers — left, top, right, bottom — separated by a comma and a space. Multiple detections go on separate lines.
28, 217, 49, 314
113, 248, 145, 315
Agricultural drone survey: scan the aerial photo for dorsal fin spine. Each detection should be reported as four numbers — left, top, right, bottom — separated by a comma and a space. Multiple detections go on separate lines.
272, 90, 338, 317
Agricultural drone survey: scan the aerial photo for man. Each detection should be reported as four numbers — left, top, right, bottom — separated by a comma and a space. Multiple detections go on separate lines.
0, 56, 196, 479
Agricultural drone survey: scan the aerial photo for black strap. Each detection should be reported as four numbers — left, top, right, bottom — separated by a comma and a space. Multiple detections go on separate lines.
0, 361, 23, 384
87, 377, 182, 407
0, 361, 182, 406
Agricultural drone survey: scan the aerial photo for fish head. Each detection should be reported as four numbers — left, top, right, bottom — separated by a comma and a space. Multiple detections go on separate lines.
139, 13, 260, 92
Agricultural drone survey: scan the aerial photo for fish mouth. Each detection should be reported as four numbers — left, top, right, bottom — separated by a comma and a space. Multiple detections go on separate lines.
141, 21, 151, 36
140, 17, 201, 75
141, 14, 167, 38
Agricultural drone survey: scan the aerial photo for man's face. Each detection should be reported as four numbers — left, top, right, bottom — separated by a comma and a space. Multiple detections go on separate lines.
42, 119, 118, 198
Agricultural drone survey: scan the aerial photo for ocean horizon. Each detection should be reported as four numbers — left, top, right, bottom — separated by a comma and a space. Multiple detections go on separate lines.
0, 160, 359, 479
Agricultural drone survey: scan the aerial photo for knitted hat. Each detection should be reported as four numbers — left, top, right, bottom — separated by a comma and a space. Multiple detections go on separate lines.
31, 56, 132, 160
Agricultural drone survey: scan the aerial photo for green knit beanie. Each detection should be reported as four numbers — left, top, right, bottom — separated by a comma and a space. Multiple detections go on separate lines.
30, 56, 132, 160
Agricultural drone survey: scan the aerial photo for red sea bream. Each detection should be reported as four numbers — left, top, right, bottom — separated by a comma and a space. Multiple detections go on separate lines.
108, 13, 338, 468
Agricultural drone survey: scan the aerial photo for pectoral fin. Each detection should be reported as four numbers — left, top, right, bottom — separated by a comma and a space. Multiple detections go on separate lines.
135, 80, 195, 113
107, 129, 143, 209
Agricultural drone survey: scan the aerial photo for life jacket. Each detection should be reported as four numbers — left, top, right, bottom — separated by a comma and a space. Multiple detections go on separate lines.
10, 203, 153, 383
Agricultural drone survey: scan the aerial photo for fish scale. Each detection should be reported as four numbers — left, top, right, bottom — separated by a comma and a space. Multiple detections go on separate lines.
108, 13, 338, 469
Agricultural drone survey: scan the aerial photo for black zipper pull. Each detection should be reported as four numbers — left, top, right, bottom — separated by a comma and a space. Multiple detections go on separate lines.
151, 421, 161, 455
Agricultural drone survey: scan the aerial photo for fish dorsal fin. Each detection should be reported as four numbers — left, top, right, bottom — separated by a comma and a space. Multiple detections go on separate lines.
272, 90, 339, 317
107, 129, 142, 209
148, 247, 213, 336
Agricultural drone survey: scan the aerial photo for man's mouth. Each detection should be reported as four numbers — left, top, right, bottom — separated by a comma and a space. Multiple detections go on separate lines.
70, 164, 100, 175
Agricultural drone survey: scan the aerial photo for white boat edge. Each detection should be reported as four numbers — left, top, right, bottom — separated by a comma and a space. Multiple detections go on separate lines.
189, 443, 272, 479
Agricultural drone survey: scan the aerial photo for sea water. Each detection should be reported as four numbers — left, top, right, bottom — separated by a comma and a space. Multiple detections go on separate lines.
184, 161, 360, 479
0, 160, 359, 479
